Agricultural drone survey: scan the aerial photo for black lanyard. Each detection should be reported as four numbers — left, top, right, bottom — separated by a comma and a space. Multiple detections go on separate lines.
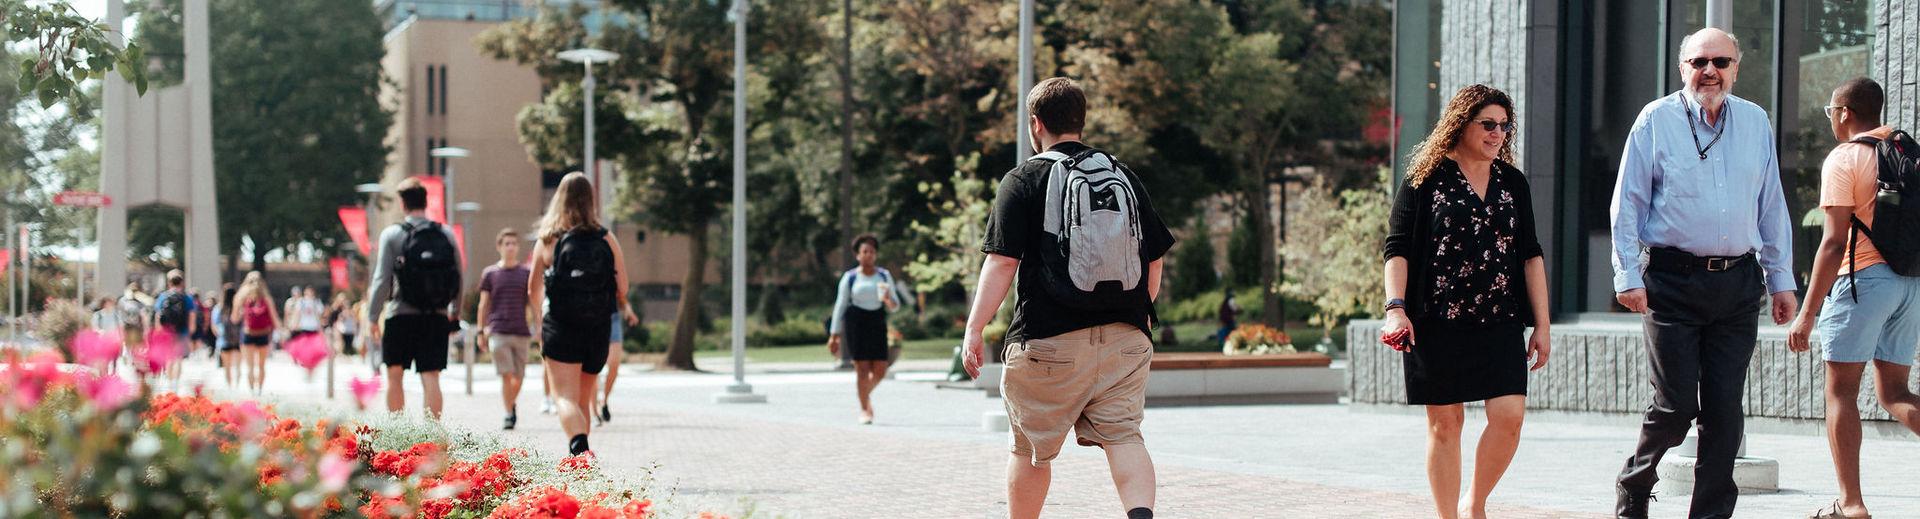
1680, 94, 1728, 160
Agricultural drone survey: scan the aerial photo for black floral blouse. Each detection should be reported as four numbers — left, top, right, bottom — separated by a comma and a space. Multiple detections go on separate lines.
1384, 158, 1544, 326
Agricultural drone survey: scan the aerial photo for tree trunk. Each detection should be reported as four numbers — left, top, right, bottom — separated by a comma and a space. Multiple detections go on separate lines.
1254, 178, 1282, 326
660, 223, 707, 371
251, 246, 269, 277
225, 251, 239, 286
838, 0, 856, 269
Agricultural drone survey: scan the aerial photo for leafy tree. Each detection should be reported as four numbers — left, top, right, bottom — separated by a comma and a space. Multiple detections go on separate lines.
1166, 216, 1218, 301
2, 0, 148, 111
1280, 169, 1390, 345
136, 0, 391, 277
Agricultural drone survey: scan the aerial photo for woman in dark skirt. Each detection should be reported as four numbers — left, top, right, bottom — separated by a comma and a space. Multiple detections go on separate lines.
528, 172, 631, 457
1381, 84, 1552, 519
828, 234, 902, 425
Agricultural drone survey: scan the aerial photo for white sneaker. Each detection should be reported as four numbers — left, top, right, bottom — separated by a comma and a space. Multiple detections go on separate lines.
541, 398, 556, 415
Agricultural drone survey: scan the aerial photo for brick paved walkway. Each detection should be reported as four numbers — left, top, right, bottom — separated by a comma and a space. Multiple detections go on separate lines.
175, 352, 1916, 518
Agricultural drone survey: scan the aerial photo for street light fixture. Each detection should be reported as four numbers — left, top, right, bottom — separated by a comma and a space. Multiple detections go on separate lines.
355, 182, 383, 371
556, 48, 620, 201
453, 201, 482, 396
430, 147, 470, 223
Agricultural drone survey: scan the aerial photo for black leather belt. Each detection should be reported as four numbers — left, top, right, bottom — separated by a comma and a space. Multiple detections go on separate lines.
1648, 247, 1754, 273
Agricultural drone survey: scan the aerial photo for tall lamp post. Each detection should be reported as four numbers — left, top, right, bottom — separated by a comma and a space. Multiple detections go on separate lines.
429, 147, 470, 222
454, 201, 481, 396
557, 48, 619, 213
713, 0, 763, 404
355, 182, 384, 371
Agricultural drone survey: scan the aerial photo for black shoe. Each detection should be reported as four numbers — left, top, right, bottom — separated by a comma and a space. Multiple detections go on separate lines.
1616, 486, 1653, 518
568, 434, 590, 456
1127, 508, 1153, 519
503, 412, 517, 430
599, 404, 611, 423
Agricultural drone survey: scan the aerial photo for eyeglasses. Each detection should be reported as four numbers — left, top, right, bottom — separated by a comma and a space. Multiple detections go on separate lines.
1685, 57, 1737, 70
1475, 119, 1516, 134
1824, 105, 1849, 120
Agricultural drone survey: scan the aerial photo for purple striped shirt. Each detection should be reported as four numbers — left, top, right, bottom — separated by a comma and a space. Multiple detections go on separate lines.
479, 264, 532, 336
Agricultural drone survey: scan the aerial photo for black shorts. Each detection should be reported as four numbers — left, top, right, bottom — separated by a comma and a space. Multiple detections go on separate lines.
382, 314, 449, 372
542, 315, 612, 374
340, 333, 358, 355
243, 333, 272, 347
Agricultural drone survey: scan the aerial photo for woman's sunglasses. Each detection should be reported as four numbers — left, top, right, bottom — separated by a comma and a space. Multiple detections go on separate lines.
1685, 57, 1737, 70
1474, 120, 1516, 134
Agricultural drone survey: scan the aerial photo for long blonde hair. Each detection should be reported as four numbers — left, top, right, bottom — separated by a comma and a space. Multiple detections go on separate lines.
536, 172, 602, 242
234, 271, 271, 309
1405, 84, 1517, 187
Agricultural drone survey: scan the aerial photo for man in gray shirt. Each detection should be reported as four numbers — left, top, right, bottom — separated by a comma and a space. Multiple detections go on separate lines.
366, 177, 463, 419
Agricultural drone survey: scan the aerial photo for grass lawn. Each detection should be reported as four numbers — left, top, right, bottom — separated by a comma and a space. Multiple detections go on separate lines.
692, 337, 960, 364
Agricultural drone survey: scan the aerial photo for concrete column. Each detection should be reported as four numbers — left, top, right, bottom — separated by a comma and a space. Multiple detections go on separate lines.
184, 0, 221, 291
96, 0, 128, 297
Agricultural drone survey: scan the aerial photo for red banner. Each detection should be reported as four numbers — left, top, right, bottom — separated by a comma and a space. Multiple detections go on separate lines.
337, 206, 371, 256
451, 224, 466, 266
0, 249, 9, 274
416, 175, 447, 224
329, 258, 350, 291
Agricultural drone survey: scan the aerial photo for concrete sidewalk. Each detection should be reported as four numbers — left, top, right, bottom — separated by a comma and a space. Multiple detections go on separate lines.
176, 351, 1916, 518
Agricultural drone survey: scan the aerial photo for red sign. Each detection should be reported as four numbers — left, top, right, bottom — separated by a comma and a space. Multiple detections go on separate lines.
0, 248, 9, 274
329, 258, 350, 291
416, 175, 447, 224
450, 224, 466, 266
337, 206, 371, 256
53, 191, 112, 208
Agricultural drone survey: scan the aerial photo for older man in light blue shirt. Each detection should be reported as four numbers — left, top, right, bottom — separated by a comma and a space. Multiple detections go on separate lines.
1608, 28, 1799, 519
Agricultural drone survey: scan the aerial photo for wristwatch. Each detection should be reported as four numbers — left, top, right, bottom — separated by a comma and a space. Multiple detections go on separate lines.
1383, 298, 1406, 312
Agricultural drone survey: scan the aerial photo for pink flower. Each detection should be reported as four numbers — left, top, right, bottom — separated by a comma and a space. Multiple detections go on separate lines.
349, 376, 381, 410
78, 373, 135, 411
285, 332, 329, 372
70, 329, 123, 368
318, 452, 355, 492
137, 328, 183, 374
3, 349, 68, 410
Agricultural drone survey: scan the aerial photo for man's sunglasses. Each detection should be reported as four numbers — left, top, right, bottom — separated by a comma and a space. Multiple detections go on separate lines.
1685, 57, 1737, 70
1474, 120, 1516, 134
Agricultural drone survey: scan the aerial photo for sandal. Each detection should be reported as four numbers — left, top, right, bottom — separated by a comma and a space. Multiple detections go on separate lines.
1810, 500, 1871, 519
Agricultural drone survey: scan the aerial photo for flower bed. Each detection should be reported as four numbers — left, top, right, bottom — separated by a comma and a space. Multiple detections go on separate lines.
0, 333, 729, 518
1222, 324, 1296, 355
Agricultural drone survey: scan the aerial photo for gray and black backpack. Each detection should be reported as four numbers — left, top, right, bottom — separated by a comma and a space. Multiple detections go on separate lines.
1032, 148, 1148, 311
1847, 129, 1920, 300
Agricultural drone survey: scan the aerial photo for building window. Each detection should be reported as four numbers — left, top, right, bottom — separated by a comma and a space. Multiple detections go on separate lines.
438, 64, 449, 118
1781, 0, 1875, 282
425, 137, 435, 175
425, 64, 436, 115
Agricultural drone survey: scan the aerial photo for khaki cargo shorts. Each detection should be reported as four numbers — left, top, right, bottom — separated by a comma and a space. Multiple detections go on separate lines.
489, 334, 533, 377
1002, 323, 1153, 467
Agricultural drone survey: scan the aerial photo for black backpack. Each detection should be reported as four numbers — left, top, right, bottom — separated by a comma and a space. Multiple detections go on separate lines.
546, 227, 616, 324
1847, 130, 1920, 301
396, 221, 461, 309
156, 290, 190, 330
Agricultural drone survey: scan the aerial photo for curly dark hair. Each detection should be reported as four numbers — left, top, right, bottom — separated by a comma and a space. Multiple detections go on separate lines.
852, 233, 880, 252
1405, 84, 1517, 187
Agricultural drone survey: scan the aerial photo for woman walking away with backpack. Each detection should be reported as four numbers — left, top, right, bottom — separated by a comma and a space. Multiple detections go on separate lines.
214, 284, 241, 388
828, 234, 903, 424
528, 172, 631, 456
231, 271, 284, 395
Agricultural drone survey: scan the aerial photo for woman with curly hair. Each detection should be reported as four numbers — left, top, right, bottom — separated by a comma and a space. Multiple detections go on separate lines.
1380, 84, 1551, 519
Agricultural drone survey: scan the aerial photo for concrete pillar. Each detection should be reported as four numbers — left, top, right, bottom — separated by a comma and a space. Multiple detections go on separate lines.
183, 0, 221, 291
96, 0, 128, 297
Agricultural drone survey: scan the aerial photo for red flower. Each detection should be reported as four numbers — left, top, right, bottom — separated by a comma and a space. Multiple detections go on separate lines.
622, 499, 652, 518
559, 454, 594, 473
257, 462, 287, 487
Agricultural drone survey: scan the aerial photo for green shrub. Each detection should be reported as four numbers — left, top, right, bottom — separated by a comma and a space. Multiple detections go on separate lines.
750, 317, 827, 346
36, 299, 91, 361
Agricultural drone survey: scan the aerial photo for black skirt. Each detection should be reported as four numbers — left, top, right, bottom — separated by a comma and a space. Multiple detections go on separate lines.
1403, 319, 1528, 405
842, 305, 890, 361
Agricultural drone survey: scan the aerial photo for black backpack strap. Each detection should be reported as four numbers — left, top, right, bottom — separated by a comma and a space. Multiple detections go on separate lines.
1851, 135, 1883, 147
1849, 215, 1875, 303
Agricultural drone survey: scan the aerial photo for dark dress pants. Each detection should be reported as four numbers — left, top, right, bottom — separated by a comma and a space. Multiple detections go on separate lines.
1616, 260, 1764, 519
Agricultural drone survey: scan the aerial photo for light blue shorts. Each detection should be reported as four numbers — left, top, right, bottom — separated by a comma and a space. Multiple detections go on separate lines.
609, 312, 625, 343
1817, 263, 1920, 365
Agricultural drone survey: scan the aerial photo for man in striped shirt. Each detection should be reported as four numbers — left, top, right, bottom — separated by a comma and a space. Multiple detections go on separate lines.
477, 228, 534, 430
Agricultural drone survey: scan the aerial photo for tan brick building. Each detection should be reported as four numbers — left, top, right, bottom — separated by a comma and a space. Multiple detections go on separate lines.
377, 0, 705, 323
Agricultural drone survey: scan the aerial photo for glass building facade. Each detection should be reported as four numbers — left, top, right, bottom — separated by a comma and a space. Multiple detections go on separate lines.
1394, 0, 1883, 318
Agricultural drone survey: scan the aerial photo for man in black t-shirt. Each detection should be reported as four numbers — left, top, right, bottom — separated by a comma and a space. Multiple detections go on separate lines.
962, 77, 1174, 519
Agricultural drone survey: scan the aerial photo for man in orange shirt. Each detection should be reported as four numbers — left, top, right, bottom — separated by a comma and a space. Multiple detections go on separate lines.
1786, 77, 1920, 519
